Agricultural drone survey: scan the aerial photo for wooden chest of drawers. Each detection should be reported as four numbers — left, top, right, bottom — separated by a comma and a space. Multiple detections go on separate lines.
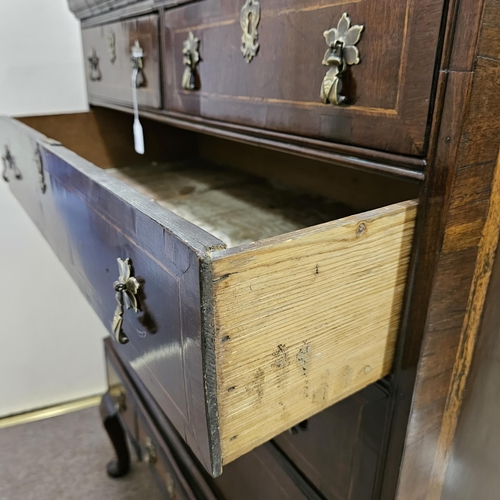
4, 0, 500, 498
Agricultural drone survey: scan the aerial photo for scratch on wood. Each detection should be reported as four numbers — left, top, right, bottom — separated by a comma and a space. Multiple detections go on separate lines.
213, 273, 231, 283
343, 365, 353, 388
246, 367, 265, 406
296, 342, 312, 376
272, 344, 289, 389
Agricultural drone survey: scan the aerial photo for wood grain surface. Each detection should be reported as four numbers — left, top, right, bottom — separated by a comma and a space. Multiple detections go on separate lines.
379, 1, 500, 498
211, 200, 417, 463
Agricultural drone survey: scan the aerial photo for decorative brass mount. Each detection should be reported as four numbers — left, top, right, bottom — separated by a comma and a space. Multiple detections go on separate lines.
108, 30, 117, 64
182, 31, 200, 90
131, 40, 145, 88
2, 146, 21, 182
34, 145, 46, 193
321, 13, 364, 105
112, 258, 140, 345
88, 48, 102, 81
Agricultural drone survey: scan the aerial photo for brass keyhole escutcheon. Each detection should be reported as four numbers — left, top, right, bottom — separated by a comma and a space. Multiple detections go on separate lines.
240, 0, 261, 63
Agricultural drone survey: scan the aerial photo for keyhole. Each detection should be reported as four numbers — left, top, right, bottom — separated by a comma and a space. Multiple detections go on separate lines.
247, 12, 253, 36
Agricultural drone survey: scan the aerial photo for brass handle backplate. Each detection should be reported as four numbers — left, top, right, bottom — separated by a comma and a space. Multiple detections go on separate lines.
2, 146, 22, 182
88, 48, 102, 81
131, 40, 145, 88
182, 31, 200, 90
321, 13, 364, 106
143, 438, 157, 464
112, 258, 140, 345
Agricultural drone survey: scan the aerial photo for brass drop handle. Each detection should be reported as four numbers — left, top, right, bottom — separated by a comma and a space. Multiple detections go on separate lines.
143, 438, 157, 464
34, 145, 46, 193
2, 146, 22, 182
112, 258, 140, 345
131, 40, 145, 88
320, 13, 364, 106
108, 30, 117, 64
181, 32, 200, 90
88, 48, 102, 81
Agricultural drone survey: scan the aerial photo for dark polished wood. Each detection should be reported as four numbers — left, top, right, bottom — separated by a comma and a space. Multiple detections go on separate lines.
163, 0, 445, 156
441, 243, 500, 500
100, 391, 131, 478
273, 382, 389, 500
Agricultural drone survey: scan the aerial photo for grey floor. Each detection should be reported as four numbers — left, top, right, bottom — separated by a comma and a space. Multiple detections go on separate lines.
0, 406, 165, 500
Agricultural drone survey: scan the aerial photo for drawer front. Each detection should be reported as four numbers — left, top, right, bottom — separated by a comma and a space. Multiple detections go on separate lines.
273, 383, 389, 500
137, 414, 198, 500
164, 0, 444, 155
0, 116, 223, 475
210, 444, 309, 500
106, 337, 309, 500
106, 355, 139, 442
82, 15, 161, 108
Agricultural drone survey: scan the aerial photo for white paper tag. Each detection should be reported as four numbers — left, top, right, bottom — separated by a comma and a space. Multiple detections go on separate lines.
133, 118, 145, 155
131, 68, 145, 155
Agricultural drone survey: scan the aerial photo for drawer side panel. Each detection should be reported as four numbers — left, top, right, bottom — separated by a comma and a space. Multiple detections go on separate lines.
211, 200, 417, 463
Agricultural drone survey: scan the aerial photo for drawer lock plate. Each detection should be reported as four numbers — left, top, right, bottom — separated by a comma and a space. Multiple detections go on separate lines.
34, 145, 46, 194
321, 13, 364, 106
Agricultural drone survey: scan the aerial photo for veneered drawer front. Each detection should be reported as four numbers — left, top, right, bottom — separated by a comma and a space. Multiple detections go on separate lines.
82, 15, 161, 108
210, 444, 309, 500
164, 0, 444, 156
0, 113, 416, 478
137, 411, 198, 500
0, 115, 223, 476
273, 383, 389, 500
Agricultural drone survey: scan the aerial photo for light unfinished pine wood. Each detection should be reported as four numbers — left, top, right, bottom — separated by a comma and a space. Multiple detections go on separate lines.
108, 161, 353, 247
210, 200, 418, 464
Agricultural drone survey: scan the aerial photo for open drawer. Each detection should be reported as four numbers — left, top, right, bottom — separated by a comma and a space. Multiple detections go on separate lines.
0, 110, 417, 476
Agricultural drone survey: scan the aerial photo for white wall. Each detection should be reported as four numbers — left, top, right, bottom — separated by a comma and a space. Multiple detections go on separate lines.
0, 0, 88, 116
0, 0, 109, 417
